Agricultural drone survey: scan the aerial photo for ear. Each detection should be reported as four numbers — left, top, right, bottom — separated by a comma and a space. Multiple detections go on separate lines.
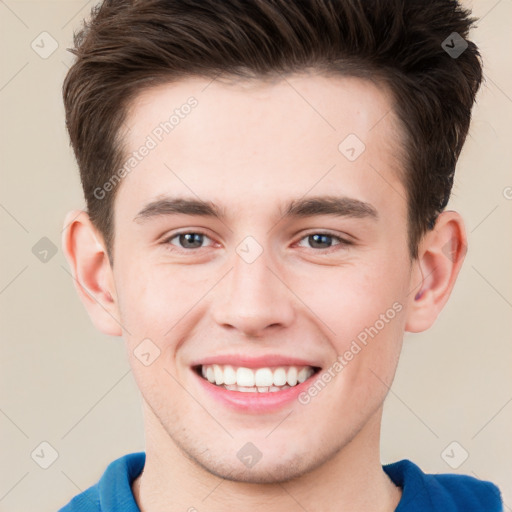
61, 210, 123, 336
405, 211, 467, 333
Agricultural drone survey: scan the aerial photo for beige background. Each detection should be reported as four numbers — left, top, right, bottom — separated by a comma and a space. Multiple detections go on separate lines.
0, 1, 511, 511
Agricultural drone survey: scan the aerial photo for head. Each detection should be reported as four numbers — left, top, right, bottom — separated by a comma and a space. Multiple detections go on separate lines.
62, 0, 482, 483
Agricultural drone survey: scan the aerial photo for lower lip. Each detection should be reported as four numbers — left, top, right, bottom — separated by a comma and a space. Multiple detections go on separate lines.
193, 370, 318, 413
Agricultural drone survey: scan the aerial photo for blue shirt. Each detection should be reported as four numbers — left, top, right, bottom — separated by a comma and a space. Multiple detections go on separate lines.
58, 452, 503, 511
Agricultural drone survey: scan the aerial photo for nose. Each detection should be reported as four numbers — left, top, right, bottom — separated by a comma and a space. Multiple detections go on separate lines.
211, 244, 295, 338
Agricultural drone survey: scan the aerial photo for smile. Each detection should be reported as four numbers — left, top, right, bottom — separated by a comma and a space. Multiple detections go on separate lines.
197, 364, 318, 392
190, 354, 323, 412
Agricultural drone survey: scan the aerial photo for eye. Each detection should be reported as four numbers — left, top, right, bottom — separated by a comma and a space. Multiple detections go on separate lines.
162, 230, 352, 253
297, 232, 351, 251
165, 231, 214, 250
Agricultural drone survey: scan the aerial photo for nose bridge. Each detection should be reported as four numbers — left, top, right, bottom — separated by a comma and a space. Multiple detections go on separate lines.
213, 235, 295, 335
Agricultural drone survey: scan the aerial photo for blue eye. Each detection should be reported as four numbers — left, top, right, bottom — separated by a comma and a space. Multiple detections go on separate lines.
297, 233, 348, 250
166, 232, 213, 250
163, 231, 351, 253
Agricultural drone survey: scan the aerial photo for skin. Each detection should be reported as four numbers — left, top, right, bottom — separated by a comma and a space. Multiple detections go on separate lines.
62, 72, 467, 512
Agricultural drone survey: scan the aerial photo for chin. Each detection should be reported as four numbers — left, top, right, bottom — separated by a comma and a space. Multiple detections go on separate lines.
190, 448, 325, 484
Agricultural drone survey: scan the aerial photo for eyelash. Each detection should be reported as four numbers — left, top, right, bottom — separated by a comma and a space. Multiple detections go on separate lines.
162, 230, 353, 254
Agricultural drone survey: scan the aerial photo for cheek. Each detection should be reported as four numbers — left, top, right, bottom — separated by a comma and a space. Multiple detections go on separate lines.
295, 256, 408, 402
295, 258, 405, 340
115, 264, 197, 404
115, 262, 217, 383
293, 266, 406, 416
116, 262, 197, 335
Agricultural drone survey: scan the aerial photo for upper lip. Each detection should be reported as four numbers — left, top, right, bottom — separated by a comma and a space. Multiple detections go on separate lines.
191, 354, 322, 369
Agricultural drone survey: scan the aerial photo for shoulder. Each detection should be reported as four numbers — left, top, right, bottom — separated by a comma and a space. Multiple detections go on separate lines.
58, 485, 101, 512
58, 452, 145, 512
383, 459, 503, 512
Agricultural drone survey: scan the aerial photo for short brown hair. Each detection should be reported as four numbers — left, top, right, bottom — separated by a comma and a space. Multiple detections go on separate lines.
63, 0, 483, 263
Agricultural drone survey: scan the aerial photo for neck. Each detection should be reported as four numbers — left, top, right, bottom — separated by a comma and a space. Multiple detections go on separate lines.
133, 404, 402, 512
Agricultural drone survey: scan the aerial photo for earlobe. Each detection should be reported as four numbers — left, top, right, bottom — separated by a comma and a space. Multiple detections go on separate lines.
61, 210, 123, 337
405, 211, 467, 333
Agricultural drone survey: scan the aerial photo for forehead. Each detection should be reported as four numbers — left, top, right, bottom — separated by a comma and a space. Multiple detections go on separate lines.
124, 72, 398, 148
116, 72, 405, 220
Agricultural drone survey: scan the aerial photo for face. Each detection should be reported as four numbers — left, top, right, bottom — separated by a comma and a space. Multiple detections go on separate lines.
110, 73, 413, 482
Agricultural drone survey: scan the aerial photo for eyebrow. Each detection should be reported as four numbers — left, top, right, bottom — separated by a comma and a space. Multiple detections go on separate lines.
133, 195, 378, 223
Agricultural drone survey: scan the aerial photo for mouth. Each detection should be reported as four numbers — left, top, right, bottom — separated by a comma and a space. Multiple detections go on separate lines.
194, 364, 321, 393
191, 361, 322, 413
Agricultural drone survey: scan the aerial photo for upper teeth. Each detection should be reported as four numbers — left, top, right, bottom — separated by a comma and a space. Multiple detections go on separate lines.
201, 364, 315, 388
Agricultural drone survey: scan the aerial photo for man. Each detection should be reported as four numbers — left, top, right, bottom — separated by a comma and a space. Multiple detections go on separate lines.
59, 0, 503, 510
